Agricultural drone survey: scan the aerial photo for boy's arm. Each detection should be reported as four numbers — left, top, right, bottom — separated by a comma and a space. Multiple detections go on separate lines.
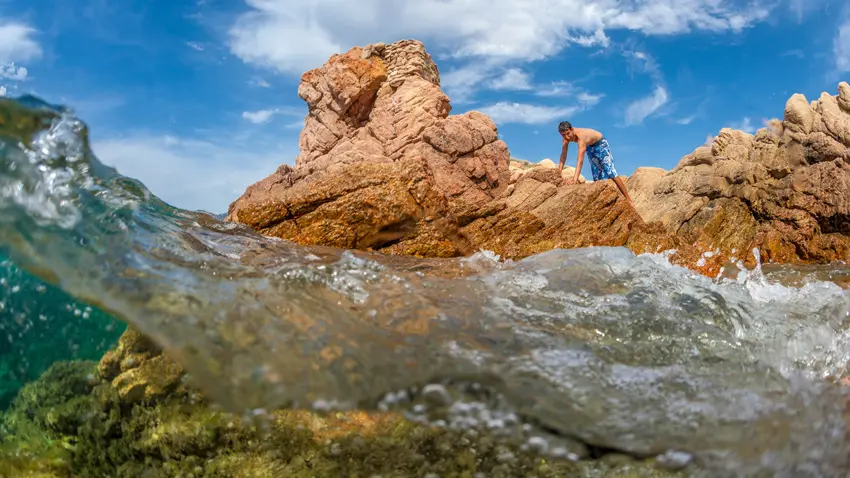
558, 139, 569, 172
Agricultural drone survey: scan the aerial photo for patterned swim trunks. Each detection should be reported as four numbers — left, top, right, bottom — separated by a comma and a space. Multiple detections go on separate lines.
585, 137, 618, 181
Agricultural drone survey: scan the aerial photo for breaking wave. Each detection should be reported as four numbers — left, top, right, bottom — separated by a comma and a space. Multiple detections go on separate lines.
1, 95, 849, 476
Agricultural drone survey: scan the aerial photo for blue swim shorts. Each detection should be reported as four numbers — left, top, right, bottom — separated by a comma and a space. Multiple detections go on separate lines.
585, 138, 618, 181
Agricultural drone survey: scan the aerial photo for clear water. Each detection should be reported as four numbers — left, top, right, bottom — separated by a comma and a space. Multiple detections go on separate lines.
0, 95, 848, 476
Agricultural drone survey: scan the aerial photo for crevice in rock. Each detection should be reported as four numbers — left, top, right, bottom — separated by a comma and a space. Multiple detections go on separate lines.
358, 218, 418, 250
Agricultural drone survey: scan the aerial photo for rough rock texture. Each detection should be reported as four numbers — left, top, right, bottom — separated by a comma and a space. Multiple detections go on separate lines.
627, 85, 850, 268
98, 327, 186, 402
227, 40, 510, 256
228, 39, 850, 275
509, 157, 586, 185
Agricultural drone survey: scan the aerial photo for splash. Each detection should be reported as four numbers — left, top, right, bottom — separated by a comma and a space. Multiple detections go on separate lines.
0, 95, 849, 475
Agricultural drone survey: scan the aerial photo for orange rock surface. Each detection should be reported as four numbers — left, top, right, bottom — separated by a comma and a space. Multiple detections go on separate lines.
227, 39, 850, 276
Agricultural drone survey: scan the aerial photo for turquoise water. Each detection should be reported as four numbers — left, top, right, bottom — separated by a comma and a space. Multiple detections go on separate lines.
0, 254, 123, 408
0, 94, 848, 476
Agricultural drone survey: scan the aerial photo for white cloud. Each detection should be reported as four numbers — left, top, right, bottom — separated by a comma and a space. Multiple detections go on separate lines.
0, 22, 42, 62
577, 92, 603, 106
250, 77, 271, 88
488, 68, 533, 91
186, 41, 205, 51
728, 117, 754, 133
242, 106, 306, 124
0, 63, 28, 81
439, 62, 496, 104
537, 81, 579, 97
624, 86, 669, 125
92, 134, 297, 213
242, 109, 276, 124
226, 0, 776, 75
477, 102, 578, 125
676, 115, 695, 125
835, 18, 850, 72
627, 49, 663, 83
0, 85, 6, 97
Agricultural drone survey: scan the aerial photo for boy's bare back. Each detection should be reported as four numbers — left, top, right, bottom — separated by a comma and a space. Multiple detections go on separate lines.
569, 127, 603, 147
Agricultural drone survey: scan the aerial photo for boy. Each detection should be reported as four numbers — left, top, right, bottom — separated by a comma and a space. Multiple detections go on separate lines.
557, 120, 638, 212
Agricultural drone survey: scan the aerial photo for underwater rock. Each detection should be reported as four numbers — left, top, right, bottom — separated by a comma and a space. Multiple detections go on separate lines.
0, 328, 689, 478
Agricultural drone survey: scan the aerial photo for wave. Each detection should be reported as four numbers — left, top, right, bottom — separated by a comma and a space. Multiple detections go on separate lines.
0, 95, 849, 475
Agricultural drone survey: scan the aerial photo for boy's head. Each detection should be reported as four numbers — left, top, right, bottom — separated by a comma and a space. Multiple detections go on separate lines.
558, 120, 576, 141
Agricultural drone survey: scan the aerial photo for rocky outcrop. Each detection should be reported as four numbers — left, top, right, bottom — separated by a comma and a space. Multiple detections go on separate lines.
627, 88, 850, 268
227, 38, 850, 274
227, 40, 510, 256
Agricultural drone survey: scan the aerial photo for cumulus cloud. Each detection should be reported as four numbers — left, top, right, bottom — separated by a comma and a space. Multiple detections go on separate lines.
477, 102, 578, 125
624, 86, 669, 125
0, 22, 42, 62
226, 0, 775, 75
92, 134, 297, 213
0, 85, 5, 97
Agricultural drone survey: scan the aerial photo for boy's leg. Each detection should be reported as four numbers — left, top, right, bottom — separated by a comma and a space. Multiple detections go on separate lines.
598, 140, 644, 223
611, 177, 644, 224
611, 176, 634, 204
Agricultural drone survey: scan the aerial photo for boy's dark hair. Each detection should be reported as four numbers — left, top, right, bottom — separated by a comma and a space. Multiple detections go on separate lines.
557, 121, 572, 133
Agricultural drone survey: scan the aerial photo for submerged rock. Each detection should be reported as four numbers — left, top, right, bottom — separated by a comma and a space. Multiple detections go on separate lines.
227, 40, 850, 275
0, 327, 688, 477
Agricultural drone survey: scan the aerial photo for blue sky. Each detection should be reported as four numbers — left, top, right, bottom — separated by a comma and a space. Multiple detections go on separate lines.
1, 0, 849, 213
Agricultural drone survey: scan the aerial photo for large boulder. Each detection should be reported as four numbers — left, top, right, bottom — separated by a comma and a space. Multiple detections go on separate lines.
227, 39, 511, 254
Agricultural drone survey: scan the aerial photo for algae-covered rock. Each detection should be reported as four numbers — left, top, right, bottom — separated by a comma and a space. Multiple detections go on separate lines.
0, 361, 97, 477
1, 328, 689, 477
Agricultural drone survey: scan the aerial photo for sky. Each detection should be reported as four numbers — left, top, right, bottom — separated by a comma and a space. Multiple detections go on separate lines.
1, 0, 849, 213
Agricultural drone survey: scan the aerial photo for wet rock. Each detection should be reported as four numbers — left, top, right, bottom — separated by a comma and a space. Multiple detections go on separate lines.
111, 355, 185, 403
97, 326, 186, 403
0, 351, 688, 478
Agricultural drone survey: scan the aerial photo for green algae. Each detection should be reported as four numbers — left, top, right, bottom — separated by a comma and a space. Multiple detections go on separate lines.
0, 351, 687, 478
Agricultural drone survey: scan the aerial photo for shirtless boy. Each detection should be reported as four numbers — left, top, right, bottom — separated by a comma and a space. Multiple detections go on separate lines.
557, 120, 638, 212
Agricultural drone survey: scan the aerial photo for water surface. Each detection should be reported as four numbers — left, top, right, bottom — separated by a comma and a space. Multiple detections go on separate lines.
0, 95, 848, 476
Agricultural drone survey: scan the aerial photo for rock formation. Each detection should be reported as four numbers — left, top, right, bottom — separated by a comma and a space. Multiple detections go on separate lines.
627, 90, 850, 267
228, 38, 850, 275
227, 39, 510, 257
